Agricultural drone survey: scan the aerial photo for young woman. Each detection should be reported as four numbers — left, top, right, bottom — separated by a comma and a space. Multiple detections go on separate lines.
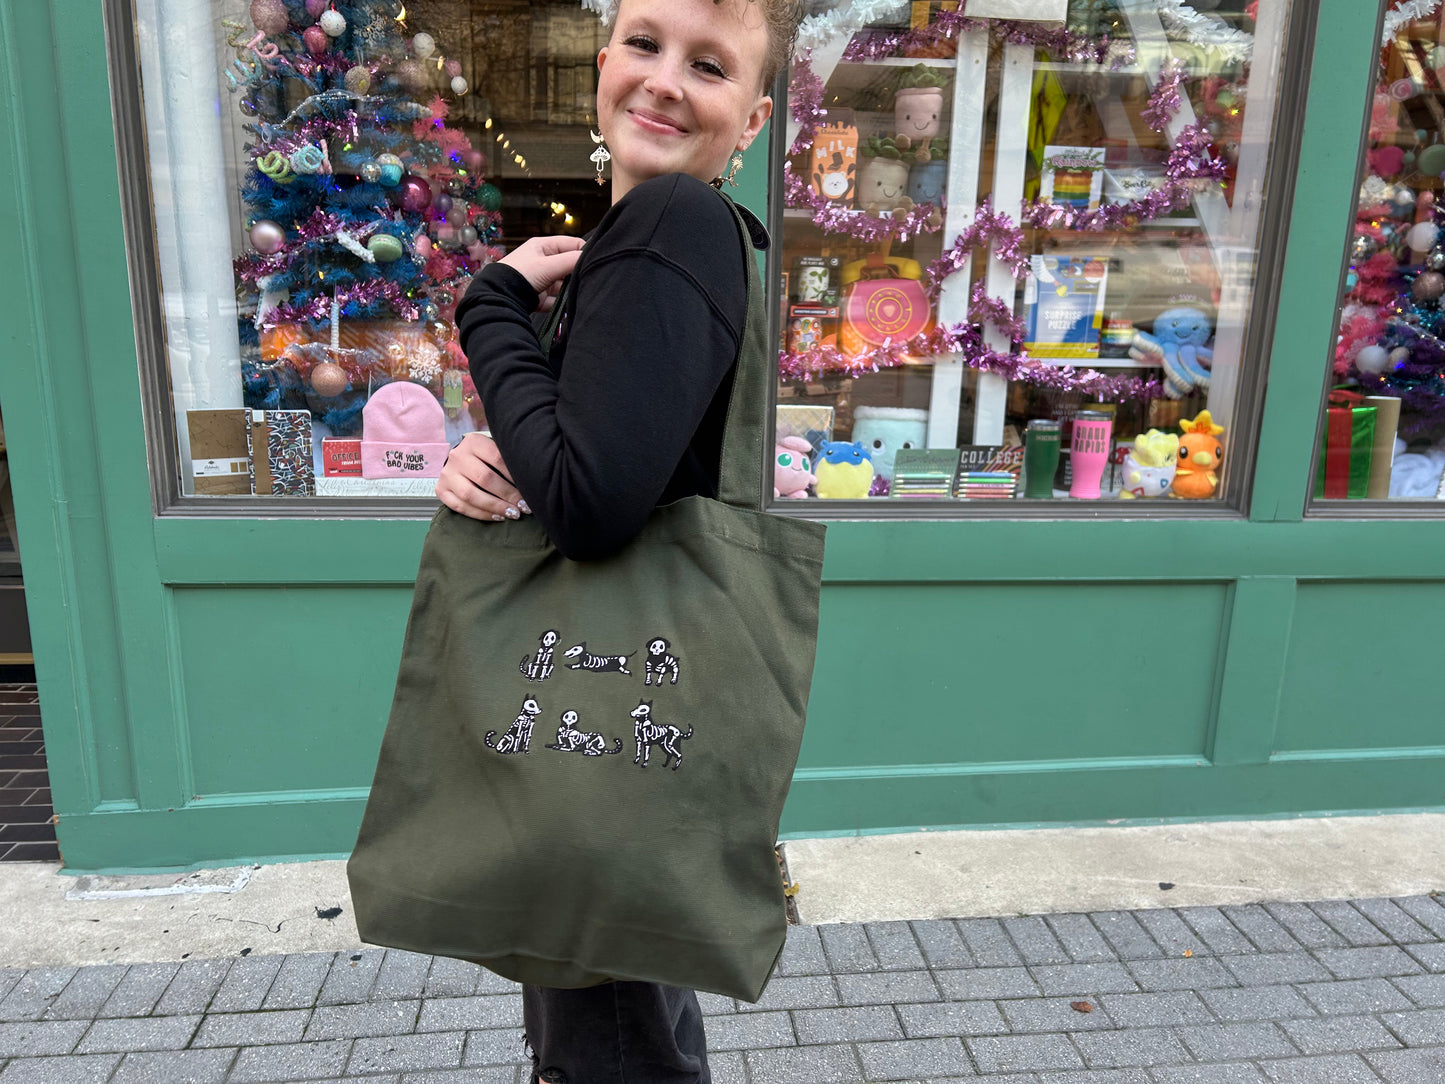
441, 1, 802, 1079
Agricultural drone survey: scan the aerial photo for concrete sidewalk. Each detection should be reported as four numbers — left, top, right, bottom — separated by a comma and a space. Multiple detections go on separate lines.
0, 893, 1440, 1082
0, 813, 1439, 1082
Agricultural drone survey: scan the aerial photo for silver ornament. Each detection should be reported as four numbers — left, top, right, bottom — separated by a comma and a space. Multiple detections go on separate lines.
457, 225, 478, 246
1429, 251, 1445, 270
360, 161, 382, 184
422, 301, 440, 322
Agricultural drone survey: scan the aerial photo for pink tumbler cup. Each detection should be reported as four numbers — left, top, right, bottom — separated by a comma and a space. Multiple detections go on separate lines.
1069, 411, 1113, 499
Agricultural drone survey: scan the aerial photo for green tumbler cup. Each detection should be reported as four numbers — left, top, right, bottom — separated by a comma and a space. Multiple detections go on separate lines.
1024, 419, 1062, 498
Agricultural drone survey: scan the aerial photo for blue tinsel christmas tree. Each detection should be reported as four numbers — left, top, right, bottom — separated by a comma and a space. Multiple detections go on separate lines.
226, 0, 503, 433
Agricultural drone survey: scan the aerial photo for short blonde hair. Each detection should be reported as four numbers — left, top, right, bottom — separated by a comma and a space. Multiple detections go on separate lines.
721, 0, 803, 91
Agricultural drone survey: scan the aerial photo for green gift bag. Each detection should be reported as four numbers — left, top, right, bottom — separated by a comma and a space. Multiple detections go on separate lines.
347, 196, 827, 1003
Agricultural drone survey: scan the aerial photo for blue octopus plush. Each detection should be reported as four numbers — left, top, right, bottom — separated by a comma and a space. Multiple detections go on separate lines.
1130, 306, 1214, 399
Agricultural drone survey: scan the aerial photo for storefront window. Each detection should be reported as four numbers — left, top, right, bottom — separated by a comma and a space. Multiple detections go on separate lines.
774, 1, 1291, 506
1324, 2, 1445, 503
133, 0, 608, 498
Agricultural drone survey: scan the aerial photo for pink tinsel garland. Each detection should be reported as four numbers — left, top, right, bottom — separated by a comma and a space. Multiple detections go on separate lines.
784, 164, 945, 241
922, 201, 1030, 298
789, 55, 826, 156
840, 11, 1133, 67
777, 315, 1160, 403
1142, 58, 1187, 132
270, 278, 422, 324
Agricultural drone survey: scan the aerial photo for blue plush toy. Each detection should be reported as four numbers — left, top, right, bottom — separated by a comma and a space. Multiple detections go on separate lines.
813, 440, 875, 499
1129, 306, 1214, 399
850, 406, 928, 483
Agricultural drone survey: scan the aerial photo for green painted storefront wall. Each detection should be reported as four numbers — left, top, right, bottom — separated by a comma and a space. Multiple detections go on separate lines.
5, 0, 1441, 873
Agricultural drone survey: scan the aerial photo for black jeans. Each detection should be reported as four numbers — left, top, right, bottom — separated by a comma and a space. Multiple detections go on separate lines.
522, 981, 711, 1084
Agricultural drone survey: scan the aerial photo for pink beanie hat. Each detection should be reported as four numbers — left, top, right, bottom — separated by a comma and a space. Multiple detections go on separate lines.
360, 382, 451, 479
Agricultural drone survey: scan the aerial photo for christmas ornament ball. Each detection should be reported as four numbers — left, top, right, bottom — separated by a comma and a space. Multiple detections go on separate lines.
303, 25, 329, 56
423, 301, 441, 322
1352, 235, 1378, 261
399, 175, 432, 213
415, 235, 433, 257
360, 160, 382, 184
344, 66, 372, 95
1419, 143, 1445, 177
238, 98, 260, 117
368, 233, 404, 262
249, 0, 289, 36
457, 225, 478, 246
1429, 250, 1445, 270
249, 220, 286, 254
1408, 222, 1440, 251
1375, 145, 1406, 177
432, 193, 453, 214
376, 153, 405, 187
305, 0, 327, 16
445, 203, 469, 227
463, 148, 486, 173
1390, 347, 1412, 365
395, 58, 427, 91
1354, 345, 1391, 374
1413, 270, 1445, 301
310, 361, 348, 397
445, 59, 463, 77
447, 178, 465, 197
451, 76, 469, 96
412, 32, 436, 59
319, 8, 347, 37
477, 183, 502, 212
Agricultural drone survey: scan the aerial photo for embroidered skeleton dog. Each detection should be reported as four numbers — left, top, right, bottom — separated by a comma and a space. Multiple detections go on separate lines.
630, 700, 693, 770
520, 629, 559, 682
545, 710, 623, 756
643, 637, 681, 686
485, 698, 541, 755
564, 643, 633, 675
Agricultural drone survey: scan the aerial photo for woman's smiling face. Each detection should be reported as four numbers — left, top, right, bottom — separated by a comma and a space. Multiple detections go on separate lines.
596, 0, 774, 202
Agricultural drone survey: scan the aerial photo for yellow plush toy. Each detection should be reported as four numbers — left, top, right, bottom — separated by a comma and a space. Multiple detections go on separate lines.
1118, 429, 1179, 499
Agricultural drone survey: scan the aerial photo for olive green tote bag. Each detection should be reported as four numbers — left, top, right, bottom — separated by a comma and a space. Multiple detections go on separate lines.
347, 195, 826, 1003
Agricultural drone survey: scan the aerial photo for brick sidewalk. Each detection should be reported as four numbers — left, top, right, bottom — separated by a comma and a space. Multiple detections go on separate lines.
0, 895, 1440, 1082
0, 683, 56, 863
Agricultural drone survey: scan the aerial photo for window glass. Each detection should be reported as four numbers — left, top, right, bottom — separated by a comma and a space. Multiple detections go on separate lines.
134, 0, 606, 498
1324, 3, 1445, 502
775, 0, 1289, 506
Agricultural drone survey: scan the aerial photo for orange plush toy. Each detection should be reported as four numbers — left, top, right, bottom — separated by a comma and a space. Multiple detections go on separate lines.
1170, 410, 1226, 499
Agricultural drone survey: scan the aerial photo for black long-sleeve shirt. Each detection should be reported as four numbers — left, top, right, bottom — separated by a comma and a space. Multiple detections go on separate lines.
454, 173, 766, 561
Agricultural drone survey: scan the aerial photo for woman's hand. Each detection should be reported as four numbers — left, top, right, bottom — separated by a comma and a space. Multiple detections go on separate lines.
435, 431, 531, 522
500, 235, 585, 311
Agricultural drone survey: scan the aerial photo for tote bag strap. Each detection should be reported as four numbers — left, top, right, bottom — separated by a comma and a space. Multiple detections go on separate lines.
537, 191, 770, 511
713, 193, 771, 512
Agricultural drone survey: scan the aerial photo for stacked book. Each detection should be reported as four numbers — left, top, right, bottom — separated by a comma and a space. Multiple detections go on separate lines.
890, 449, 961, 498
954, 445, 1024, 500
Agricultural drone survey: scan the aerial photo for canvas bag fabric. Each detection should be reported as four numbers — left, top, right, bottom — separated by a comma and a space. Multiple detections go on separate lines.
348, 194, 827, 1003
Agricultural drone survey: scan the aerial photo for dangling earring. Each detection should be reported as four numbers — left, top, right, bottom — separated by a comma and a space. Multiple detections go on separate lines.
589, 130, 611, 186
711, 150, 745, 190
